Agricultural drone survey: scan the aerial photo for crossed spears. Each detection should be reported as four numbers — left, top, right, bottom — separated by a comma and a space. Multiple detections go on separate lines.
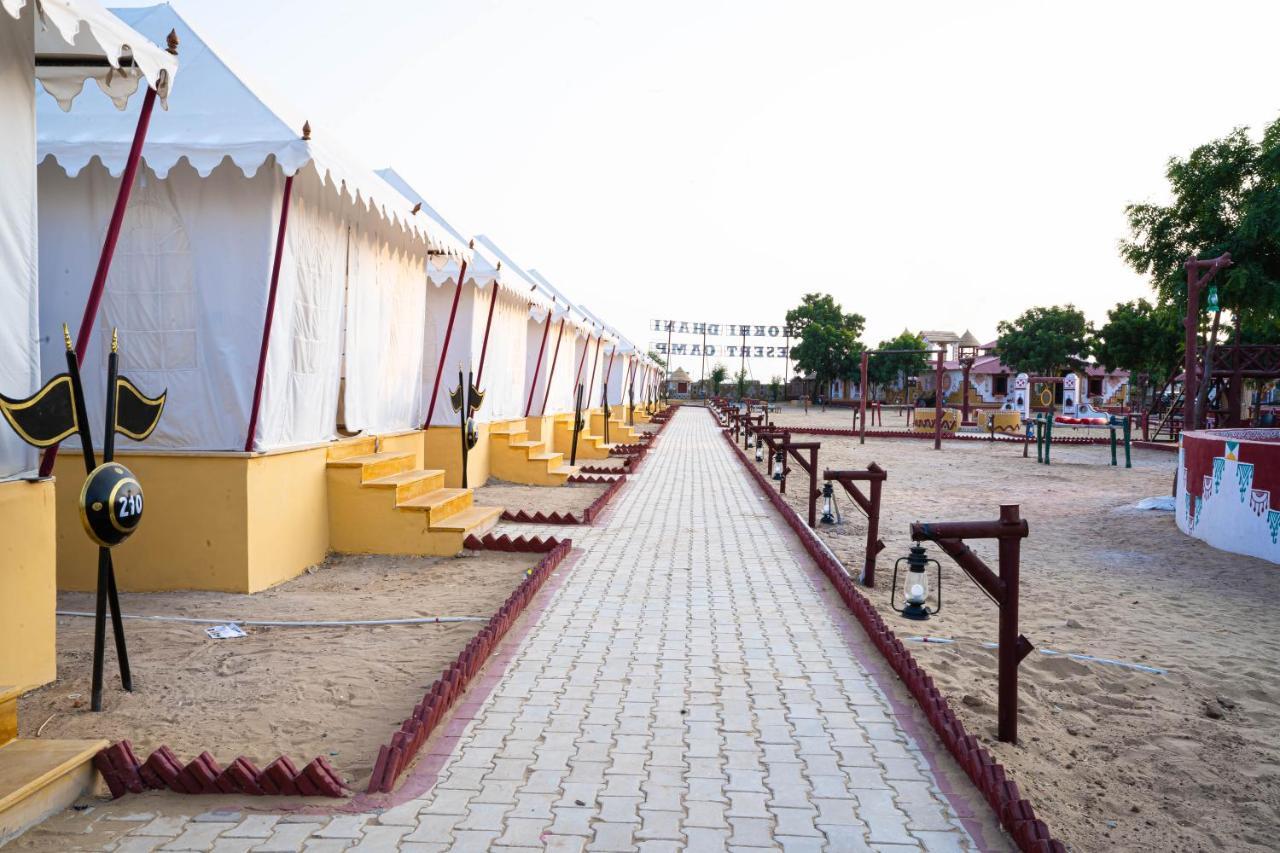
1, 326, 166, 711
448, 365, 484, 488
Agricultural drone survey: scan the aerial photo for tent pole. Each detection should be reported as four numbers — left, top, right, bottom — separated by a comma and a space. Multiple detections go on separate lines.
474, 281, 499, 386
422, 262, 468, 430
573, 330, 594, 407
584, 334, 603, 409
538, 318, 567, 416
40, 86, 158, 476
242, 173, 295, 452
524, 309, 552, 417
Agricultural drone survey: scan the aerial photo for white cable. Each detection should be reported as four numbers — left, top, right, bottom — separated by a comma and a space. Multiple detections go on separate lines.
903, 635, 1167, 674
56, 611, 488, 627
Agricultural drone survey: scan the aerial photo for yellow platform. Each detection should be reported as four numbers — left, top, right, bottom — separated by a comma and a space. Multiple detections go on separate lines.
488, 420, 577, 486
0, 478, 56, 692
589, 411, 639, 444
326, 438, 501, 556
0, 686, 106, 846
552, 414, 616, 460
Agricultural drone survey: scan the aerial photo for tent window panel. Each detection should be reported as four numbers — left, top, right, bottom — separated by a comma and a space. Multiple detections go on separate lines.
102, 185, 198, 372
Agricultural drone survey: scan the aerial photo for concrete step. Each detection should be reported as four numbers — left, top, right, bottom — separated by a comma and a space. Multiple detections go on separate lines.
427, 504, 503, 534
398, 488, 474, 524
326, 451, 416, 482
364, 469, 447, 503
325, 436, 377, 462
0, 687, 16, 749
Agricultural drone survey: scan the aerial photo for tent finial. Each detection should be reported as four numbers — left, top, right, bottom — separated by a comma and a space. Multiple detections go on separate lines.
496, 260, 502, 270
411, 202, 421, 215
166, 29, 179, 55
468, 238, 475, 249
301, 121, 312, 141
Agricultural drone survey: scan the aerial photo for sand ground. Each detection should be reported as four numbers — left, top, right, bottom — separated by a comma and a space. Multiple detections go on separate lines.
754, 404, 1280, 852
473, 479, 609, 516
18, 550, 540, 791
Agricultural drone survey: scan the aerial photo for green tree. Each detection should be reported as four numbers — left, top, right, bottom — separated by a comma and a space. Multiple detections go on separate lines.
1093, 299, 1182, 411
1121, 119, 1280, 317
995, 305, 1092, 377
647, 349, 668, 370
734, 368, 748, 399
1121, 117, 1280, 425
769, 375, 783, 402
866, 331, 929, 401
709, 363, 728, 397
785, 294, 865, 399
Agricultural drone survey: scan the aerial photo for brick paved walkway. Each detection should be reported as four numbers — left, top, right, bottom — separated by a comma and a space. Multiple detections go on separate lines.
21, 407, 1004, 851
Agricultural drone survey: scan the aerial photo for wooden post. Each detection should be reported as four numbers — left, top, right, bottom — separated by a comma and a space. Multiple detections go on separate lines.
934, 349, 944, 450
859, 350, 869, 443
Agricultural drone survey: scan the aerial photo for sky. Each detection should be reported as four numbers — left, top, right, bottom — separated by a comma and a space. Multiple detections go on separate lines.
112, 0, 1280, 379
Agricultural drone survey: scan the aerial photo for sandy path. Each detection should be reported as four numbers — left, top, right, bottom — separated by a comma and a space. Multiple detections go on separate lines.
473, 480, 608, 516
753, 408, 1280, 852
19, 550, 540, 791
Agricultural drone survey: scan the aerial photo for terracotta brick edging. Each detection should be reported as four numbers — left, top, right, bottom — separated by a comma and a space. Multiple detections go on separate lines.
95, 743, 346, 800
718, 428, 1066, 853
501, 474, 628, 525
366, 536, 573, 793
94, 535, 573, 801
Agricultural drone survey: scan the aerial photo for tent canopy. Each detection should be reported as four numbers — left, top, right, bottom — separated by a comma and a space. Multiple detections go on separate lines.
35, 3, 451, 253
6, 0, 179, 110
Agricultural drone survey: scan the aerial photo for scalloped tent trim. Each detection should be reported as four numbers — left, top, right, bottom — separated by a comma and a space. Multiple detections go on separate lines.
34, 3, 460, 255
6, 0, 179, 110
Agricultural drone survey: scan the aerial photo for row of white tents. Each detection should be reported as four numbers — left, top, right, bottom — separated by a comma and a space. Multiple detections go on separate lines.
2, 2, 660, 483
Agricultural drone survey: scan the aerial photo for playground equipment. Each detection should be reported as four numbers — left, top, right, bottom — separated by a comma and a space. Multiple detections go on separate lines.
1032, 413, 1131, 467
859, 346, 947, 449
908, 505, 1031, 743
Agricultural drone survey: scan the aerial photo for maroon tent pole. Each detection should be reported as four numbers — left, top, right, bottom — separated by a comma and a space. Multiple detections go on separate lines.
573, 325, 591, 394
242, 173, 296, 451
934, 349, 944, 450
422, 261, 468, 430
539, 318, 567, 416
474, 281, 499, 387
524, 309, 553, 417
40, 86, 159, 476
584, 334, 603, 408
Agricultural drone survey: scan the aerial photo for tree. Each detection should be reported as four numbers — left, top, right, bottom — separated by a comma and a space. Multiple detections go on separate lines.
647, 349, 668, 370
734, 368, 748, 399
1093, 299, 1182, 411
1121, 116, 1280, 426
785, 294, 865, 399
1121, 118, 1280, 318
709, 364, 728, 397
866, 331, 929, 401
995, 305, 1092, 377
769, 375, 783, 402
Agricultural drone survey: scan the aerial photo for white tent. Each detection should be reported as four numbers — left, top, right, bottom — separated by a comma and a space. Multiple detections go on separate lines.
472, 237, 597, 418
1, 0, 177, 480
36, 4, 461, 452
375, 170, 556, 430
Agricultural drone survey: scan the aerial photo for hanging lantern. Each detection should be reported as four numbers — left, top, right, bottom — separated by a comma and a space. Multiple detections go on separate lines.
745, 431, 754, 449
891, 543, 942, 621
1207, 284, 1220, 312
820, 481, 835, 524
772, 449, 785, 480
755, 441, 764, 462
